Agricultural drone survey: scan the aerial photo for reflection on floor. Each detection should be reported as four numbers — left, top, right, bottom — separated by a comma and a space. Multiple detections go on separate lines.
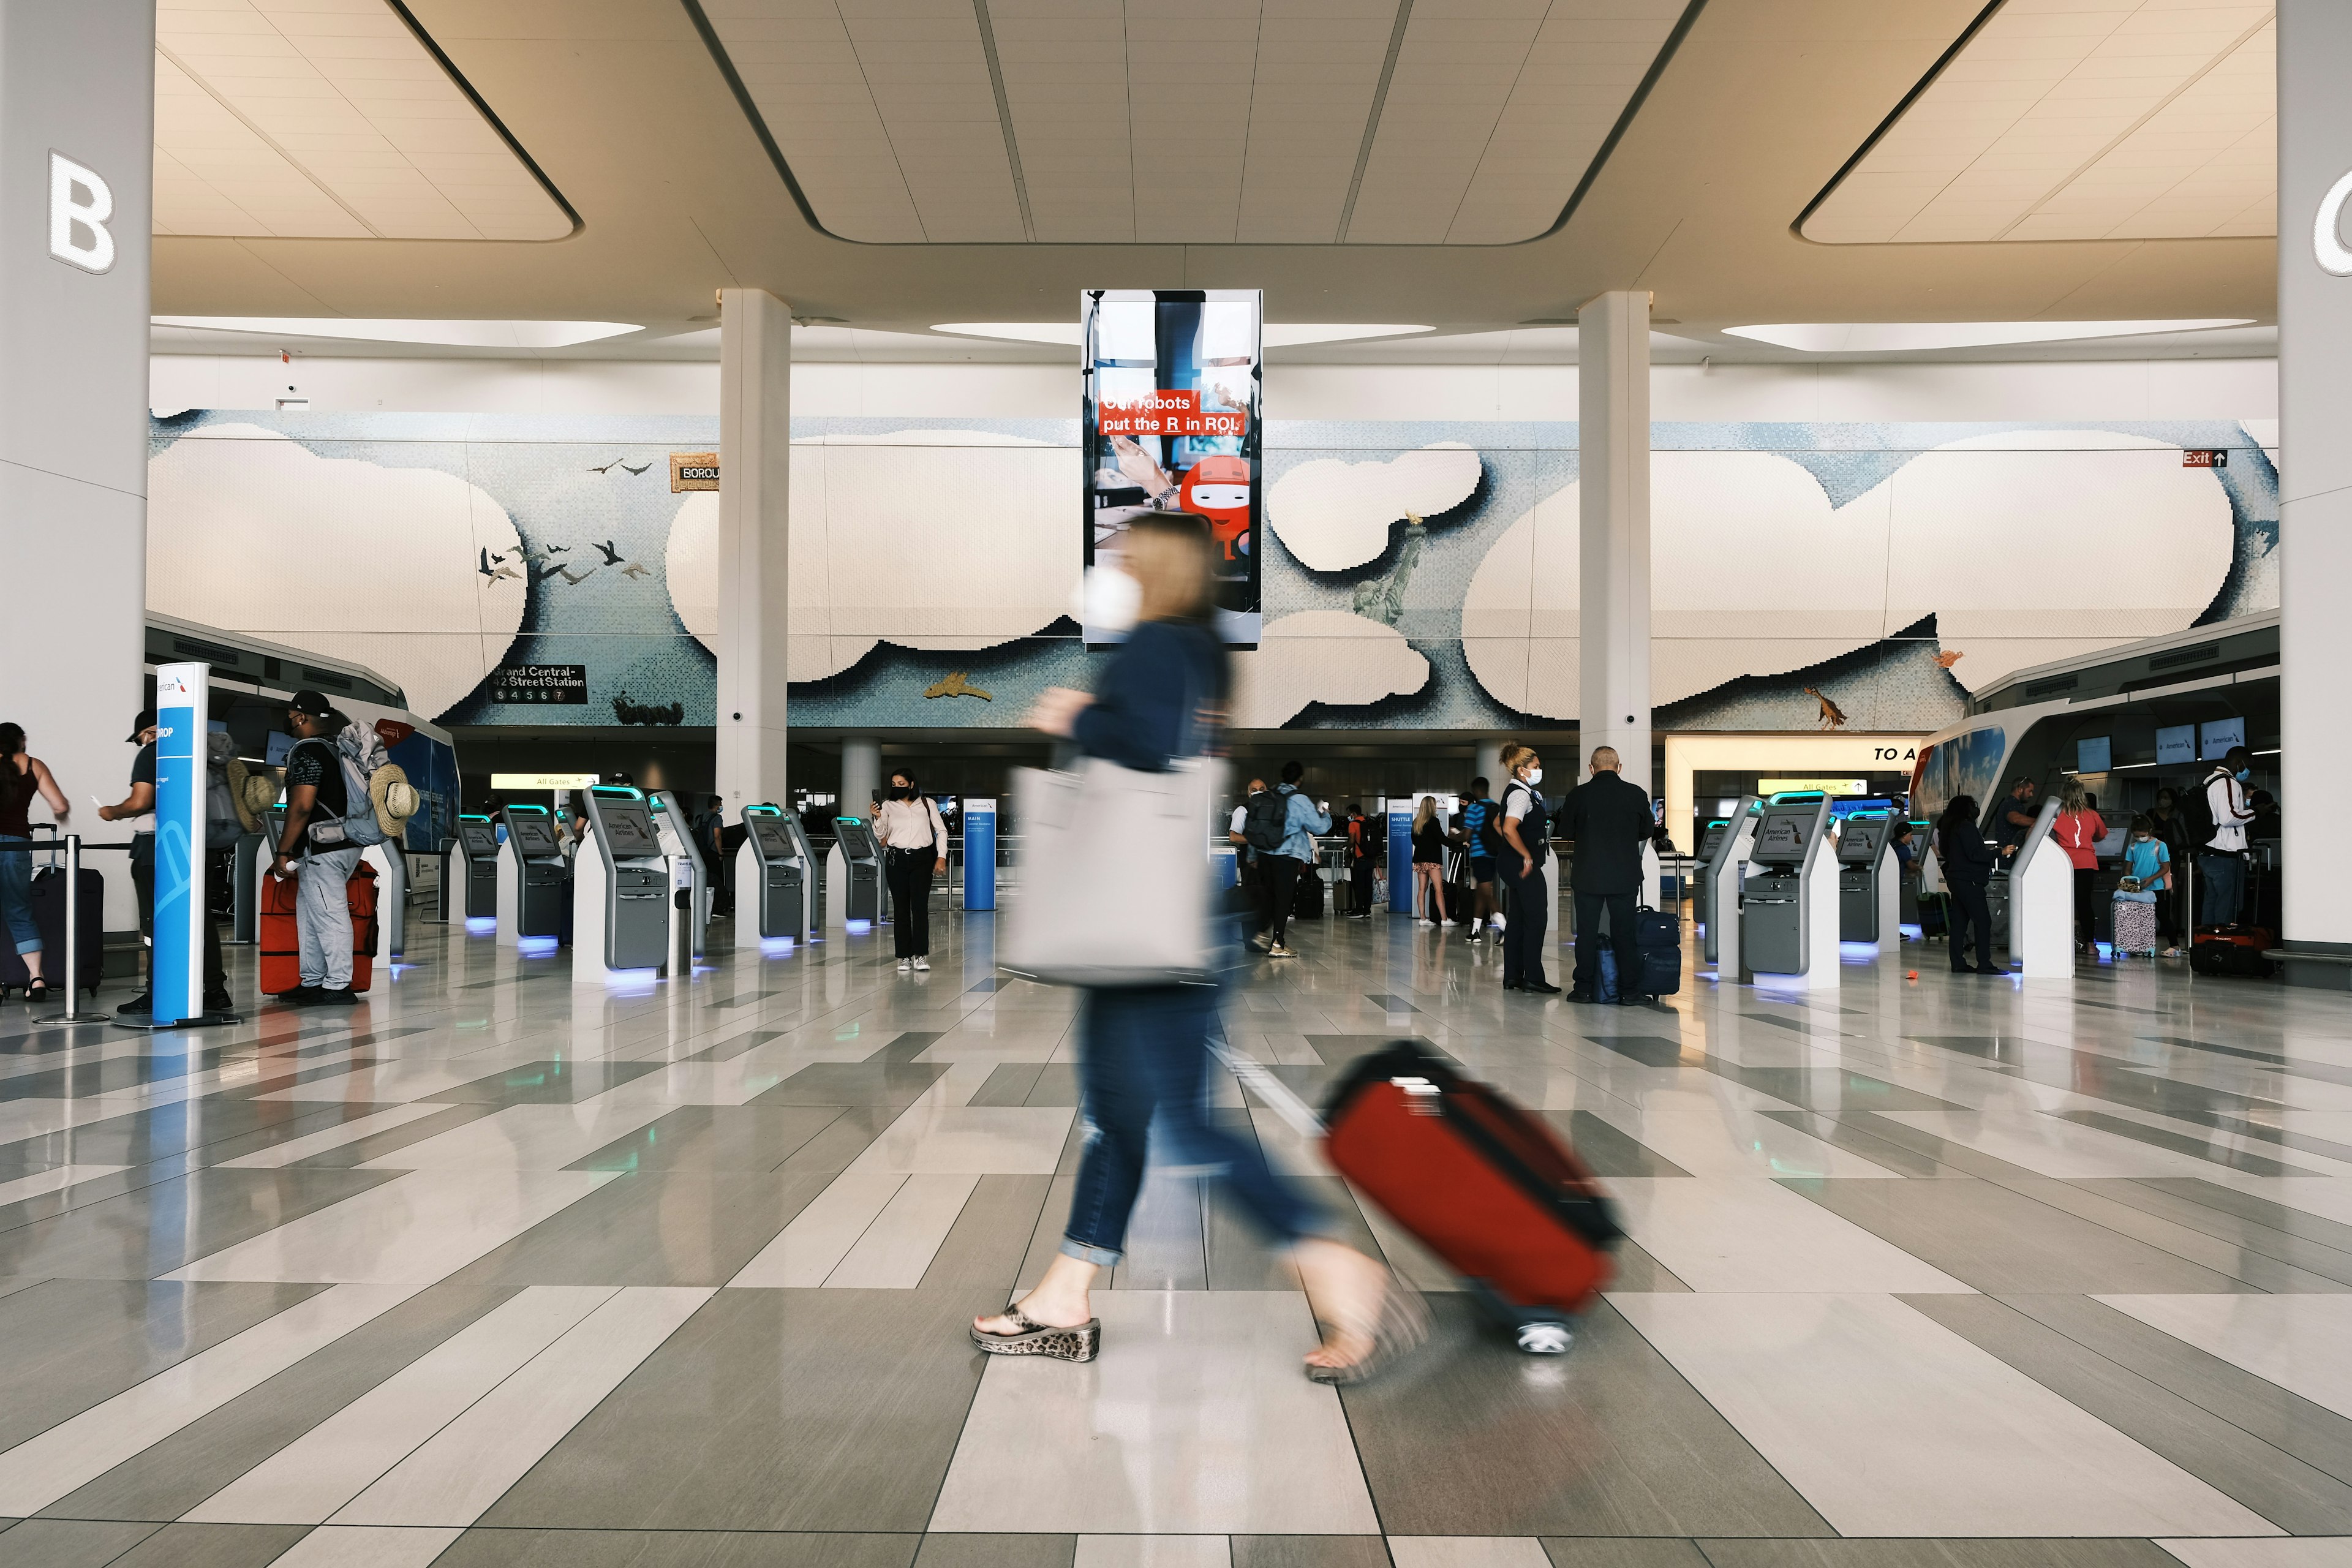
1, 901, 2350, 1567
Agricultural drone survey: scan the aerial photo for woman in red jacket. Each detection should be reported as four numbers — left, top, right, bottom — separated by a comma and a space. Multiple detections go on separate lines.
2054, 778, 2107, 953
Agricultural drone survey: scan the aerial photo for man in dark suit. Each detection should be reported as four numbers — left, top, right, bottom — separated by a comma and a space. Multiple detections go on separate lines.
1558, 745, 1656, 1004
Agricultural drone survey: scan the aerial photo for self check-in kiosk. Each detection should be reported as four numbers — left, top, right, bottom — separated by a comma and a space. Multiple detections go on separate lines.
737, 804, 817, 948
496, 804, 568, 945
1694, 820, 1730, 939
575, 785, 671, 981
246, 803, 288, 943
1741, 797, 1838, 986
1701, 795, 1760, 975
2006, 796, 2071, 978
1836, 813, 1901, 952
645, 790, 709, 960
443, 814, 500, 923
833, 817, 883, 924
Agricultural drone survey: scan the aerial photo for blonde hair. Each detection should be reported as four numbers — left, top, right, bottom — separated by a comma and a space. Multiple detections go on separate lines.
2059, 777, 2088, 813
1123, 513, 1213, 624
1414, 796, 1437, 831
1499, 742, 1537, 778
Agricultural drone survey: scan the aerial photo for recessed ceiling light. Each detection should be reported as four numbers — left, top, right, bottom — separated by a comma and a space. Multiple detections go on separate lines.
151, 317, 643, 349
931, 322, 1433, 348
1721, 320, 2255, 353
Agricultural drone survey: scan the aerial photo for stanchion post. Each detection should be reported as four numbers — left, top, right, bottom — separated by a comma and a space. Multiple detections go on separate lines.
54, 834, 107, 1023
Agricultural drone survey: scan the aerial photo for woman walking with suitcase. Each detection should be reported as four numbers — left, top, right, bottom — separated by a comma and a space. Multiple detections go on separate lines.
969, 511, 1420, 1382
0, 724, 70, 1001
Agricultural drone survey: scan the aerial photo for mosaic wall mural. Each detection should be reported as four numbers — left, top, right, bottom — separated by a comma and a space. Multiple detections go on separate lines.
148, 411, 2278, 732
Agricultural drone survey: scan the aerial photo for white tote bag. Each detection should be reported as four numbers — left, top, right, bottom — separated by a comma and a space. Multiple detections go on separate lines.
1000, 753, 1224, 987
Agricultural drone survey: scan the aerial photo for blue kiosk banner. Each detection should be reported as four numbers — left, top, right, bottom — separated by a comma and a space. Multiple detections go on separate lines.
963, 797, 996, 911
152, 662, 208, 1025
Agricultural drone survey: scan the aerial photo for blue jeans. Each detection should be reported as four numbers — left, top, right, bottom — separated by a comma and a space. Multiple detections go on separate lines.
1061, 983, 1325, 1264
0, 837, 37, 955
2200, 852, 2246, 928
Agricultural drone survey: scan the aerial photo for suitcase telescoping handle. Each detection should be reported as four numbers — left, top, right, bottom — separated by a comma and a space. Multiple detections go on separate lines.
1210, 1033, 1326, 1140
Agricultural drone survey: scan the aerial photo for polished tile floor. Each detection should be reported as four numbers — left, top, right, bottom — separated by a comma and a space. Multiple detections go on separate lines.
1, 897, 2350, 1568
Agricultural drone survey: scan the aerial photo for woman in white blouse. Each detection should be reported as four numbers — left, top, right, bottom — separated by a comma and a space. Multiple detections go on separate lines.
875, 769, 948, 971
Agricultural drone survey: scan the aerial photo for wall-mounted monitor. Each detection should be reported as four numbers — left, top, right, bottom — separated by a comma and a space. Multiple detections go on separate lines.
2156, 725, 2196, 765
2199, 717, 2245, 759
2076, 736, 2111, 774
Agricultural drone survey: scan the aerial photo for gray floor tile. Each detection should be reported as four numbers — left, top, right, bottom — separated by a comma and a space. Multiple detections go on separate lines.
478, 1289, 992, 1531
1234, 1539, 1391, 1568
967, 1064, 1047, 1108
0, 1280, 328, 1453
2000, 1292, 2352, 1487
2135, 1177, 2352, 1253
1905, 1292, 2352, 1533
570, 1107, 853, 1172
1539, 1544, 1708, 1568
103, 1523, 310, 1568
774, 1107, 897, 1174
38, 1282, 517, 1523
917, 1537, 1077, 1568
1539, 1112, 1691, 1179
752, 1062, 953, 1110
1783, 1177, 2259, 1294
1340, 1296, 1833, 1536
2052, 1110, 2315, 1177
0, 1519, 159, 1567
436, 1529, 923, 1568
1607, 1237, 1692, 1292
425, 1058, 665, 1104
0, 1167, 404, 1281
0, 1099, 347, 1172
1747, 1107, 1954, 1178
920, 1175, 1054, 1292
443, 1172, 835, 1287
1691, 1543, 2179, 1568
2005, 1178, 2352, 1294
1109, 1172, 1209, 1291
250, 1104, 499, 1170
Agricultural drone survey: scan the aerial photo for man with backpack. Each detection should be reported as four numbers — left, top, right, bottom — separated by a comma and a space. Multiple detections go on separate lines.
271, 691, 373, 1006
1229, 776, 1269, 940
1246, 761, 1329, 957
1457, 776, 1501, 942
2199, 745, 2258, 929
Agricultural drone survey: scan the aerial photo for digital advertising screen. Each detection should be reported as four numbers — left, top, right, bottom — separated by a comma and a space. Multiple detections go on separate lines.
1082, 288, 1262, 647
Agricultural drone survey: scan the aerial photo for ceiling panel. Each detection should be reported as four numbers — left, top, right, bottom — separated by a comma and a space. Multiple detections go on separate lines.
153, 0, 570, 241
1804, 0, 2275, 244
707, 0, 1687, 243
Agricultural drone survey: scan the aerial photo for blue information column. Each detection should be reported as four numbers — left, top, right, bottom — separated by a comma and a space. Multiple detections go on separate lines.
962, 797, 997, 910
153, 662, 209, 1025
1388, 805, 1415, 914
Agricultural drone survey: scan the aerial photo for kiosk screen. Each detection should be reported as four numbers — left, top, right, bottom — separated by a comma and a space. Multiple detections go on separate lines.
1751, 807, 1817, 865
598, 805, 660, 857
835, 820, 878, 858
507, 817, 560, 856
1838, 818, 1890, 865
750, 818, 798, 859
459, 823, 500, 858
1698, 824, 1728, 860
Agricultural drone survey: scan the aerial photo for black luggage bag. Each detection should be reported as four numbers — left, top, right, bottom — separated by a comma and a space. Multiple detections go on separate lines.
1633, 903, 1682, 997
33, 863, 105, 999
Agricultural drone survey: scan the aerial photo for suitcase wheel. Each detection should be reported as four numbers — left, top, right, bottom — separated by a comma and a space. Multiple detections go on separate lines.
1516, 1322, 1575, 1355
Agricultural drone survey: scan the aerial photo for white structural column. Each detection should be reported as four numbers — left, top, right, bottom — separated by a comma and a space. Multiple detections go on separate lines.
1475, 739, 1503, 793
1578, 291, 1653, 793
715, 289, 792, 818
842, 739, 880, 823
2278, 1, 2352, 988
0, 4, 156, 923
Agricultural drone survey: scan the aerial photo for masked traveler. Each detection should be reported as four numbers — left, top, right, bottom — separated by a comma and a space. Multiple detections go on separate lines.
98, 710, 232, 1017
2113, 814, 2170, 957
270, 692, 363, 1006
1938, 795, 1999, 974
972, 511, 1419, 1382
1495, 744, 1558, 993
2200, 745, 2258, 929
1343, 803, 1376, 919
1229, 777, 1268, 941
2052, 778, 2106, 953
0, 724, 69, 1001
1410, 796, 1449, 928
875, 768, 948, 971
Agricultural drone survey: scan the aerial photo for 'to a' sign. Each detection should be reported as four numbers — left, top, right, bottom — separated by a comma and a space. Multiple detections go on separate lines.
47, 152, 115, 274
2315, 168, 2352, 277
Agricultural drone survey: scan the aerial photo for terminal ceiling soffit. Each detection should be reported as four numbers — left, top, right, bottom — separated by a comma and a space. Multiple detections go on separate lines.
1802, 0, 2277, 245
153, 0, 576, 241
688, 0, 1698, 244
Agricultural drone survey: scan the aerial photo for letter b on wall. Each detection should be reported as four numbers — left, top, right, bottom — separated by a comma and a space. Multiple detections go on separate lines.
48, 152, 115, 274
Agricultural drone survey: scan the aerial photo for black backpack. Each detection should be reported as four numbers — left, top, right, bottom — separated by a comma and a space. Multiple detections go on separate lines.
2179, 771, 2223, 853
1242, 790, 1289, 853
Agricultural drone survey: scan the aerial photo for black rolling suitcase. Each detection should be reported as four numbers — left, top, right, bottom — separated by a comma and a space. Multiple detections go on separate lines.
1293, 868, 1324, 919
1633, 903, 1681, 997
32, 860, 104, 1000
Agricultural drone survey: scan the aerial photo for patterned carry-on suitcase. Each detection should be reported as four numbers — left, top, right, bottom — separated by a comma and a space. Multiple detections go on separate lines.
1321, 1040, 1621, 1352
2110, 896, 2158, 957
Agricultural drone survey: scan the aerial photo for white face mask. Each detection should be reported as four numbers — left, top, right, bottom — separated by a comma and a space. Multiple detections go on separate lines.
1524, 767, 1543, 786
1074, 564, 1142, 636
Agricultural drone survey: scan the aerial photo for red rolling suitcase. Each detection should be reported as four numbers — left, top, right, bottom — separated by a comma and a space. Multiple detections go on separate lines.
258, 862, 378, 996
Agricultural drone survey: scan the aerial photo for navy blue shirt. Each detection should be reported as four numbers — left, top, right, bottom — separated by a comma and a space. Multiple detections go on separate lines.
1072, 619, 1226, 772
